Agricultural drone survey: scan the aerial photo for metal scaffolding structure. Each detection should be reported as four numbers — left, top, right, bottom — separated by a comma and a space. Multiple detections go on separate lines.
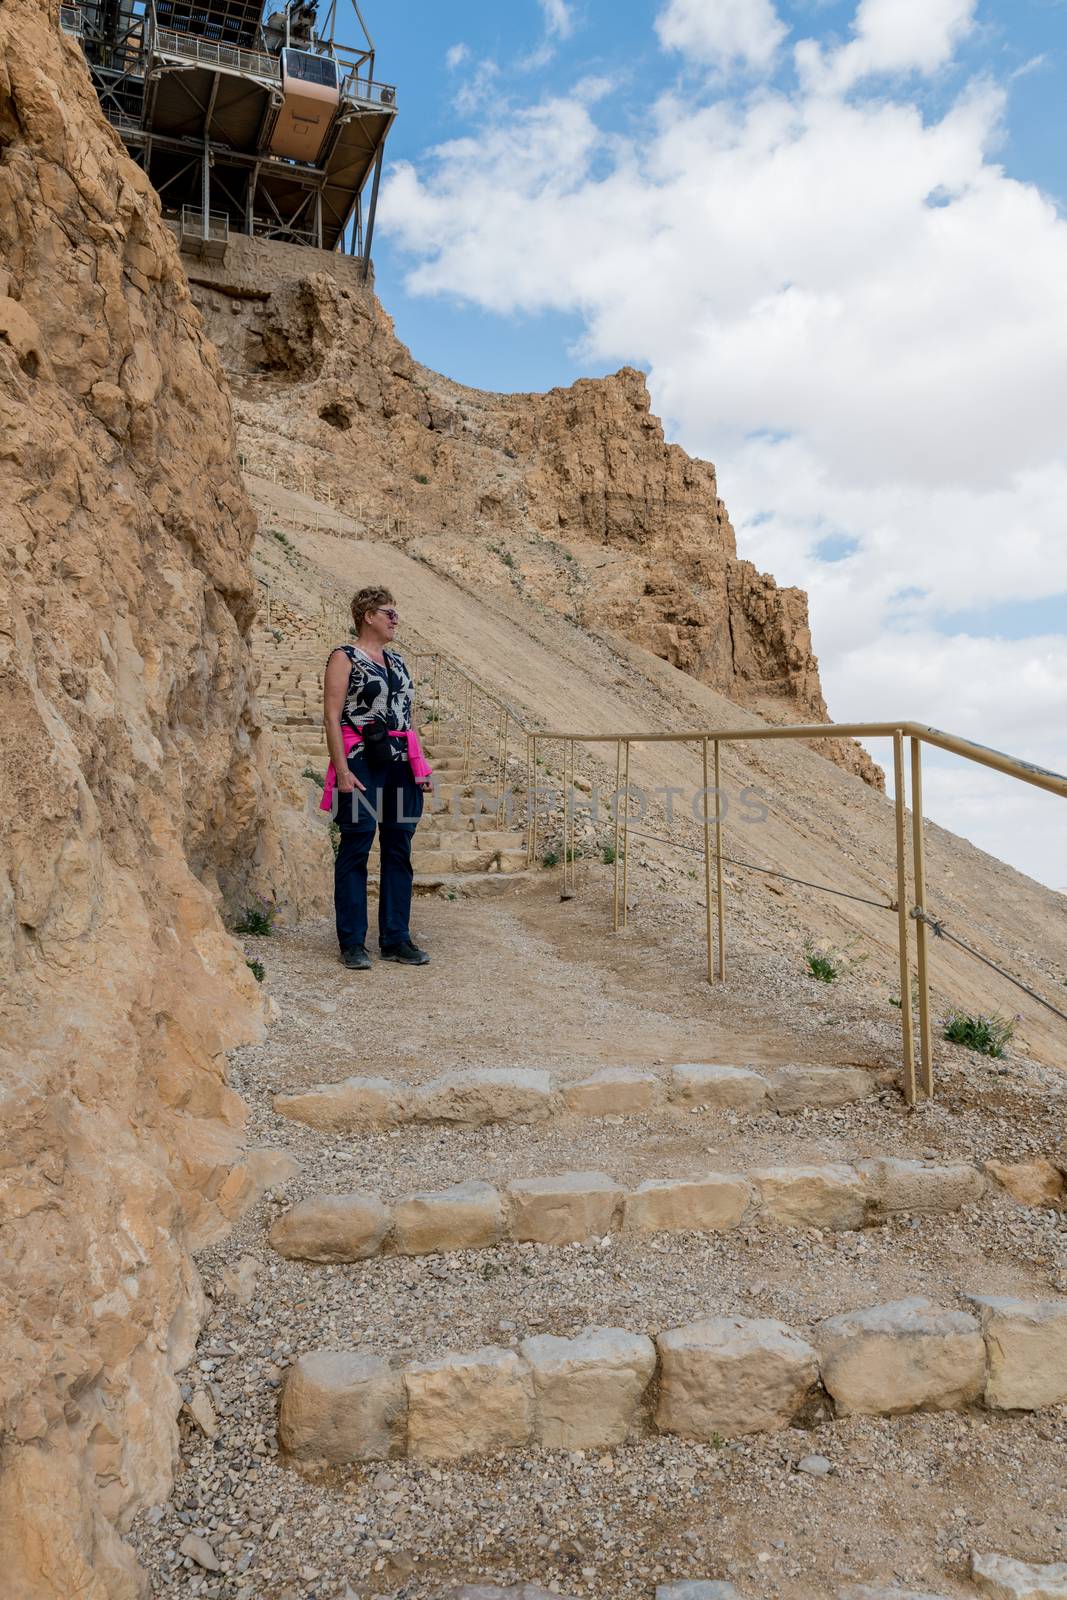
62, 0, 396, 272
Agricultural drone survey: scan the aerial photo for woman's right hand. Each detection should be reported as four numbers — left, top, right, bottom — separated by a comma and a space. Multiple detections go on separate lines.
336, 768, 366, 795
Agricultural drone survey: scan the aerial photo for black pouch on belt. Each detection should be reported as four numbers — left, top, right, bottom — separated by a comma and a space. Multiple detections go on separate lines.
360, 716, 394, 771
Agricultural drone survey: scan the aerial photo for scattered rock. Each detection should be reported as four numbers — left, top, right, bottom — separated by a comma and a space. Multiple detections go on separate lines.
970, 1551, 1067, 1598
183, 1388, 218, 1439
984, 1160, 1066, 1209
796, 1454, 832, 1476
179, 1534, 220, 1572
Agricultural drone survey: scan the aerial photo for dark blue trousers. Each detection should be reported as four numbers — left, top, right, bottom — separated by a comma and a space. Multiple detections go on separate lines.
333, 751, 424, 952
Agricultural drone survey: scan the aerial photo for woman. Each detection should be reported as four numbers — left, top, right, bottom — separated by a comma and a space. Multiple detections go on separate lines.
321, 586, 433, 970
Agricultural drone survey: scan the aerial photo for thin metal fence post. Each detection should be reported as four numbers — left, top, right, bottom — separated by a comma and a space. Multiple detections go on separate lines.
612, 740, 622, 931
621, 739, 631, 928
529, 734, 539, 866
714, 739, 726, 980
702, 738, 714, 984
893, 730, 918, 1106
499, 708, 510, 830
910, 735, 934, 1097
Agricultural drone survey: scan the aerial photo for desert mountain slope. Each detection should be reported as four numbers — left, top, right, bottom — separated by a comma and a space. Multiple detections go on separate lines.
189, 241, 881, 787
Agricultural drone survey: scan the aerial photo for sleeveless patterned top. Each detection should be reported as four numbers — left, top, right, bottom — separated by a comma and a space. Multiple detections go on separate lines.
330, 644, 415, 737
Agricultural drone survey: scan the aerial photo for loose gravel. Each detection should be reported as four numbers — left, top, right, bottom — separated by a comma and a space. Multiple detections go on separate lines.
131, 880, 1067, 1600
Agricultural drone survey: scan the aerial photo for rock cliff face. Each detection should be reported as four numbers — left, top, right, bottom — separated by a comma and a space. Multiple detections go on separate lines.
0, 8, 315, 1595
192, 248, 881, 787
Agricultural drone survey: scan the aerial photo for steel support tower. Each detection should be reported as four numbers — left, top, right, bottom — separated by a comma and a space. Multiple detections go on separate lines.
62, 0, 396, 273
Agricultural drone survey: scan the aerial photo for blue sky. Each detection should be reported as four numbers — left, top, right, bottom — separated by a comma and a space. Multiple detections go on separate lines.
348, 0, 1067, 888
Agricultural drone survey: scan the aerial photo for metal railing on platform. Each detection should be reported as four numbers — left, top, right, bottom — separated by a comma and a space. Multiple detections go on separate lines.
152, 25, 280, 80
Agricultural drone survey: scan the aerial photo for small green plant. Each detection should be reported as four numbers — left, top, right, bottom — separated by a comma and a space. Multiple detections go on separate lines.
890, 976, 921, 1010
246, 958, 265, 983
541, 849, 559, 868
271, 529, 291, 547
802, 935, 868, 984
943, 1009, 1017, 1059
601, 844, 616, 865
414, 472, 430, 485
271, 629, 284, 644
234, 897, 277, 937
302, 765, 325, 789
329, 820, 341, 860
480, 1262, 500, 1281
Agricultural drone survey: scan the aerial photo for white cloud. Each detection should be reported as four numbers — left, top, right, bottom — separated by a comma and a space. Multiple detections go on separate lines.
381, 2, 1067, 884
797, 0, 978, 91
445, 43, 470, 71
656, 0, 788, 72
539, 0, 574, 41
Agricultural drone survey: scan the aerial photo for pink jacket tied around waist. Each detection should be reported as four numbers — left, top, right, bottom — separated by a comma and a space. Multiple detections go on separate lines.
320, 724, 433, 813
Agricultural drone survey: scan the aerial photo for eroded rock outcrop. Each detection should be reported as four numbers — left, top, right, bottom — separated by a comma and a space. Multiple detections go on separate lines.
193, 245, 881, 786
0, 7, 317, 1594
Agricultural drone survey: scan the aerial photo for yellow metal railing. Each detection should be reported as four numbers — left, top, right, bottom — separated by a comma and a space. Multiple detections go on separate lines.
527, 720, 1067, 1107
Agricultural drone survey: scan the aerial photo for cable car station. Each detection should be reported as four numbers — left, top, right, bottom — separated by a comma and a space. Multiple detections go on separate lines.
61, 0, 396, 271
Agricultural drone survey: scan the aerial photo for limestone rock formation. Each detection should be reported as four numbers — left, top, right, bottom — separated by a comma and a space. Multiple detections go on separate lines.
0, 7, 317, 1595
189, 244, 882, 787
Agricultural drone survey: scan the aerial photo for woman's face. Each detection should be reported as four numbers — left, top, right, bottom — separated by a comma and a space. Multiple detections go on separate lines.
367, 604, 399, 644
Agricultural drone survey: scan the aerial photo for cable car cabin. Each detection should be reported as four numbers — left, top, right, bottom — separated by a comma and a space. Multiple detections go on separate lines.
269, 50, 340, 162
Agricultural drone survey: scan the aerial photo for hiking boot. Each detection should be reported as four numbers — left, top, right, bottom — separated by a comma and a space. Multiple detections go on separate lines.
341, 944, 371, 970
379, 939, 430, 966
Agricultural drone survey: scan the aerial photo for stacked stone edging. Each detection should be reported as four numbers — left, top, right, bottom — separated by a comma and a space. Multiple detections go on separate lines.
278, 1294, 1067, 1465
273, 1061, 883, 1132
267, 1156, 1004, 1262
432, 1559, 1067, 1599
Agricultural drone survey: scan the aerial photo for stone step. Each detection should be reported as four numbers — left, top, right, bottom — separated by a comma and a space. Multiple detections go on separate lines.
272, 1062, 881, 1133
267, 1158, 993, 1263
277, 1293, 1067, 1464
413, 847, 528, 875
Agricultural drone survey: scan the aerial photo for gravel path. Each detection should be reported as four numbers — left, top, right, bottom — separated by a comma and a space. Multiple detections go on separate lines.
131, 880, 1067, 1600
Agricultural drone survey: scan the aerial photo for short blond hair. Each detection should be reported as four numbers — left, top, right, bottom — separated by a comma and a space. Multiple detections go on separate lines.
350, 585, 395, 632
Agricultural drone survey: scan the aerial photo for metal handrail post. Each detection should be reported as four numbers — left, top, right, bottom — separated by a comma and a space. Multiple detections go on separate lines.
621, 739, 631, 928
893, 730, 918, 1105
612, 740, 622, 931
702, 738, 713, 984
529, 734, 539, 866
910, 735, 934, 1097
714, 738, 726, 980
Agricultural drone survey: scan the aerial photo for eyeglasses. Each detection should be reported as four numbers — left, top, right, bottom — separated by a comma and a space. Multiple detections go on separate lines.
377, 608, 400, 622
